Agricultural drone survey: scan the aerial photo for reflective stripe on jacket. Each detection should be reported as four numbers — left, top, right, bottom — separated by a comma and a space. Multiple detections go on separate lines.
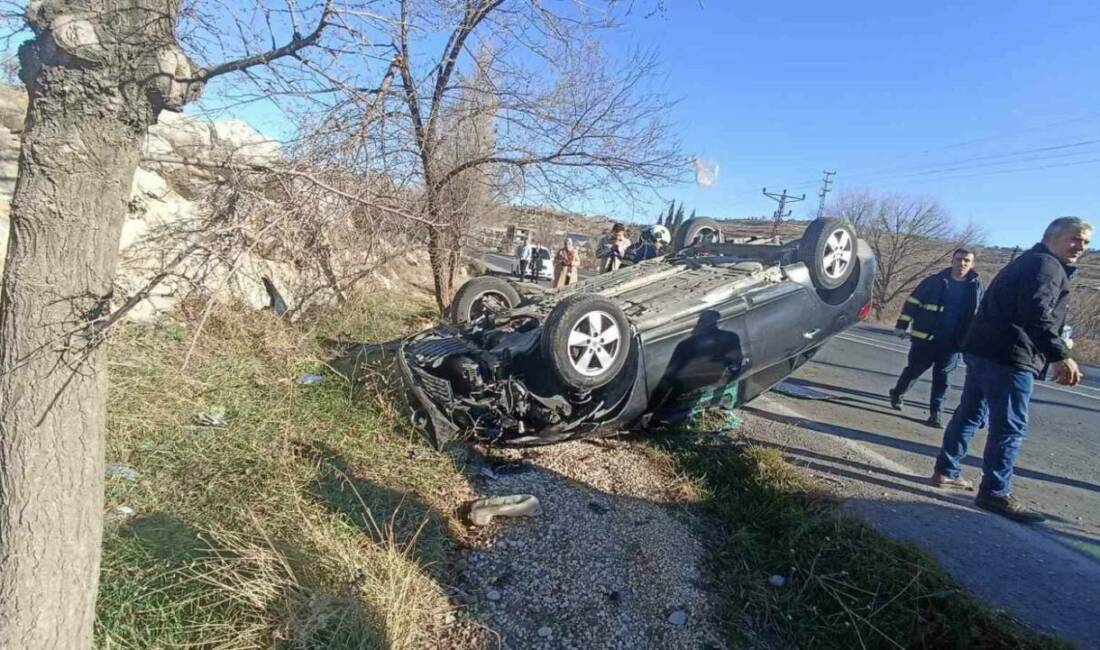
894, 268, 982, 346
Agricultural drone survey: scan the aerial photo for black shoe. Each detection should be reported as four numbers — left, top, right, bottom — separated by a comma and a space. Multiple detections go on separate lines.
925, 414, 943, 428
975, 492, 1046, 524
889, 390, 903, 411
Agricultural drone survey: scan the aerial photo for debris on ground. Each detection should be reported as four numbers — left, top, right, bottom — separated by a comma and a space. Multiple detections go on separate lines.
105, 464, 139, 481
773, 380, 832, 400
192, 408, 226, 427
468, 494, 542, 526
296, 373, 324, 385
113, 505, 136, 517
668, 609, 688, 625
769, 574, 787, 588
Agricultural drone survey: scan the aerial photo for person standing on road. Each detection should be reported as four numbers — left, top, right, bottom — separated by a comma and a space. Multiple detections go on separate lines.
553, 237, 579, 288
888, 248, 983, 427
930, 217, 1090, 524
529, 242, 544, 283
515, 239, 533, 280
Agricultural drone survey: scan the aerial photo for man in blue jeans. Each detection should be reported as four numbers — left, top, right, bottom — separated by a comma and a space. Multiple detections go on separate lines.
931, 217, 1090, 523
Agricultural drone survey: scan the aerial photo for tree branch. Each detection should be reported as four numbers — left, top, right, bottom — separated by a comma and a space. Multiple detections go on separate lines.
197, 0, 334, 82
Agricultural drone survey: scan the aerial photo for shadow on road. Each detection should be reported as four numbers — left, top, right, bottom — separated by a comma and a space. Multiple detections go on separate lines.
745, 405, 1100, 497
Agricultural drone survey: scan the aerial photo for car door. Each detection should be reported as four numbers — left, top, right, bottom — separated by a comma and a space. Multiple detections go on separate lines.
742, 282, 820, 372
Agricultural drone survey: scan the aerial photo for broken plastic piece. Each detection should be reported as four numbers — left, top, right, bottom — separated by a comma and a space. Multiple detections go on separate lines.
193, 408, 226, 427
297, 373, 323, 385
105, 464, 139, 481
468, 494, 542, 526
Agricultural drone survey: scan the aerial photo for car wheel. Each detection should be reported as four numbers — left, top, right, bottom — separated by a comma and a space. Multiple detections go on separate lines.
450, 276, 522, 324
541, 294, 630, 390
799, 217, 857, 290
672, 216, 725, 252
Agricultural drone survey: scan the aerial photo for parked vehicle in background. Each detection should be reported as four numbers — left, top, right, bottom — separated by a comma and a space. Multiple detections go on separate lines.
512, 245, 554, 282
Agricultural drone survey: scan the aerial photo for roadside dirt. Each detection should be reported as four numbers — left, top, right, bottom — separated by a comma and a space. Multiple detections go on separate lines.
438, 438, 728, 650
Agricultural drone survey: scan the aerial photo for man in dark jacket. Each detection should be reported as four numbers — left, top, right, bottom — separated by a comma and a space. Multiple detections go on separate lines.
931, 217, 1090, 524
889, 248, 982, 427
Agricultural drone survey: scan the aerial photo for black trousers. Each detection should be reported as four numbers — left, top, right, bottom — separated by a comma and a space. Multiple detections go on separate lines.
893, 342, 960, 416
518, 259, 528, 278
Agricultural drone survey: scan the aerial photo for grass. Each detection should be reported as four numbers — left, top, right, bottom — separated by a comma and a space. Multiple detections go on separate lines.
651, 412, 1069, 650
97, 293, 468, 649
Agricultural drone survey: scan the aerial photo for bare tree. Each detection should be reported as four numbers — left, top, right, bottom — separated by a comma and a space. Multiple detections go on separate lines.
828, 191, 984, 320
0, 1, 336, 646
313, 0, 687, 313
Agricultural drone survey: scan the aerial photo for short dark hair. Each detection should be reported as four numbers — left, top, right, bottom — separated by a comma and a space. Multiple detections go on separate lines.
953, 248, 974, 258
611, 223, 625, 233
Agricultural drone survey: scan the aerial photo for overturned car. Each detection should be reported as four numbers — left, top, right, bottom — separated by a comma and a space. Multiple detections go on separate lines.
341, 217, 875, 447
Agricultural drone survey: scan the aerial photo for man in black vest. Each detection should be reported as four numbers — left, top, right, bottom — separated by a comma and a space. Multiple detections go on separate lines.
931, 217, 1089, 524
889, 248, 983, 427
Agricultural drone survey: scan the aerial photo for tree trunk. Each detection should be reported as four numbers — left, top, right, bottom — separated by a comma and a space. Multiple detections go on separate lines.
0, 2, 198, 646
428, 226, 451, 315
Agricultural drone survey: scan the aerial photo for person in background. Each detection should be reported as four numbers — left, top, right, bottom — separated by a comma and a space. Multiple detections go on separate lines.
515, 238, 532, 280
888, 248, 982, 427
930, 217, 1090, 524
529, 242, 544, 282
597, 223, 631, 273
554, 237, 580, 288
625, 224, 671, 263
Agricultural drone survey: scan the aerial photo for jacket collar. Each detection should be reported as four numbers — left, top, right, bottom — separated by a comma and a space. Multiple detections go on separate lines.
1032, 243, 1077, 278
937, 267, 980, 283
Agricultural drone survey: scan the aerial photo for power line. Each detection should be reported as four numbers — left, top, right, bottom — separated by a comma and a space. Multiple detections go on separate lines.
852, 153, 1100, 187
836, 138, 1100, 185
833, 109, 1100, 179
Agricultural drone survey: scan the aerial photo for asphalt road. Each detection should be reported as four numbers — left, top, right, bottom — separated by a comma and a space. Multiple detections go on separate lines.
748, 324, 1100, 646
787, 324, 1100, 555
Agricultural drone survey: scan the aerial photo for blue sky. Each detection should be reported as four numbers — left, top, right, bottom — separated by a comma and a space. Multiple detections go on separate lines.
193, 1, 1099, 248
583, 0, 1100, 248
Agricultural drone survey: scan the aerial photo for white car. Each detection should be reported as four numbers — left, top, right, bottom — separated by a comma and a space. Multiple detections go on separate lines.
512, 246, 555, 282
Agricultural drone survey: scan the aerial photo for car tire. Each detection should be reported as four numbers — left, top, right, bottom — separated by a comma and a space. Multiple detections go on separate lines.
798, 217, 857, 291
450, 277, 521, 324
672, 216, 725, 252
541, 293, 630, 391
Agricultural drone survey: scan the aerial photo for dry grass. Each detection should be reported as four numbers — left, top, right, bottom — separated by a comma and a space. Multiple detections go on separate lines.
97, 292, 468, 649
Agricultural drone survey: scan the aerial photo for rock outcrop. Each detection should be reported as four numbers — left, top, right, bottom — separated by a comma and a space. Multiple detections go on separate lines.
0, 86, 311, 321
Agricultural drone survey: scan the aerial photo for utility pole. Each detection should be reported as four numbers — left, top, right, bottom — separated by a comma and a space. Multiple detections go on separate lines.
816, 170, 835, 219
763, 187, 806, 238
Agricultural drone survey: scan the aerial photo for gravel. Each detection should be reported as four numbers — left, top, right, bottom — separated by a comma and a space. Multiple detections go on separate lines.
449, 438, 727, 649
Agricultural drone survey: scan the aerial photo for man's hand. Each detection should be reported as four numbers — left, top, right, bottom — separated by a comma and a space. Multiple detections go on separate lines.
896, 329, 910, 340
1051, 358, 1083, 386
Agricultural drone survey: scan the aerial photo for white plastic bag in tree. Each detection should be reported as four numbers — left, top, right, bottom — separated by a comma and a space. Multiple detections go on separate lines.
694, 158, 719, 188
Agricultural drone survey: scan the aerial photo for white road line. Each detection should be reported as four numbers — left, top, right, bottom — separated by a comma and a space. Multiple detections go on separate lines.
835, 332, 1100, 403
